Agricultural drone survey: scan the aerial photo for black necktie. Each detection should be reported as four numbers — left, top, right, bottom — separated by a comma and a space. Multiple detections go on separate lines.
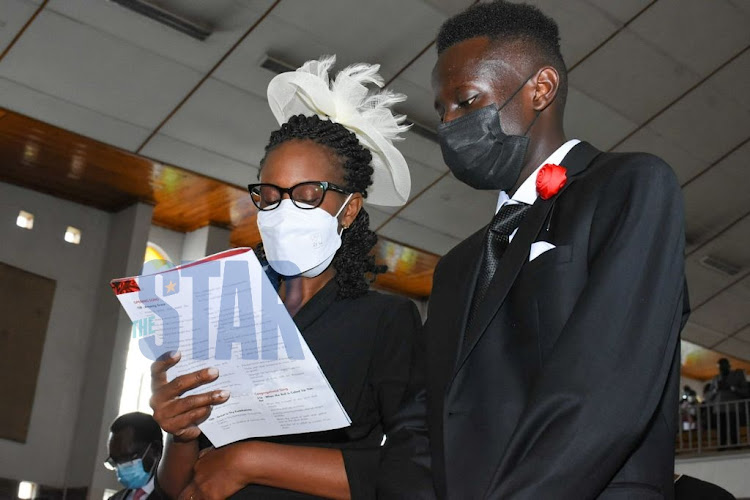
464, 202, 531, 348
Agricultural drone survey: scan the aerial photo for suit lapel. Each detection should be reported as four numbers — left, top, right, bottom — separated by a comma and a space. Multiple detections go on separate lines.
452, 142, 601, 376
432, 228, 485, 388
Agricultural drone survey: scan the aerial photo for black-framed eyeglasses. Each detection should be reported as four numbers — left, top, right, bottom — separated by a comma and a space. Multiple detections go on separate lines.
247, 181, 351, 211
103, 442, 152, 471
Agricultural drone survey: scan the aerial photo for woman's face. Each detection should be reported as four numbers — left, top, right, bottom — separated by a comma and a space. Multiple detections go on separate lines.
259, 139, 361, 225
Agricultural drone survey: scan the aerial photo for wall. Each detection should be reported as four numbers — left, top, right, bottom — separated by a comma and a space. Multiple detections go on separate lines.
147, 225, 185, 268
0, 182, 154, 500
676, 452, 750, 498
0, 182, 110, 486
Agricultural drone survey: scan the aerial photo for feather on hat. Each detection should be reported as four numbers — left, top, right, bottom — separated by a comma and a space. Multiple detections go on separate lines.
267, 55, 411, 206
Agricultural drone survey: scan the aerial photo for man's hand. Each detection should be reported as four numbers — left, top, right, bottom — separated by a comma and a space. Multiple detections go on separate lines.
149, 351, 230, 442
177, 445, 253, 500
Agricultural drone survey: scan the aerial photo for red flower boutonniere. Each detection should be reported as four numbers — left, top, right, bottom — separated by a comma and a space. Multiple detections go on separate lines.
536, 163, 568, 200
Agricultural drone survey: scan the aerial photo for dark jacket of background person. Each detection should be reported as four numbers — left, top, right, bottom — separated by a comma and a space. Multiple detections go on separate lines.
674, 475, 735, 500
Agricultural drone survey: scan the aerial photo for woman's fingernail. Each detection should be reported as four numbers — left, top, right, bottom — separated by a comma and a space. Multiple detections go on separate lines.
170, 350, 181, 359
215, 390, 230, 400
207, 367, 219, 377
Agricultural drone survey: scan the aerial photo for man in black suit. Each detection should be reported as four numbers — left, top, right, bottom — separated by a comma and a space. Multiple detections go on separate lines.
379, 2, 689, 499
705, 358, 749, 447
105, 412, 165, 500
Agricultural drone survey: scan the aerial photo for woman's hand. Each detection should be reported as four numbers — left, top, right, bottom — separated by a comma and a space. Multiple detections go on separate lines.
177, 445, 253, 500
150, 351, 230, 442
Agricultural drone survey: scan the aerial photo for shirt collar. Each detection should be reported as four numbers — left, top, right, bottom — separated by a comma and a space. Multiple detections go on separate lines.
495, 139, 581, 213
140, 476, 155, 495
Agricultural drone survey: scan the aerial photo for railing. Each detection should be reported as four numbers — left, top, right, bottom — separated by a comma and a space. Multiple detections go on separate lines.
676, 398, 750, 455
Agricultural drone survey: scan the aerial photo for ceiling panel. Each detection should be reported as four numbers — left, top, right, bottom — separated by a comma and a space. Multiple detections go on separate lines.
681, 321, 728, 349
388, 47, 440, 127
389, 73, 442, 131
682, 141, 750, 247
569, 28, 700, 123
0, 10, 203, 129
690, 287, 750, 335
628, 0, 750, 75
396, 45, 438, 91
375, 157, 445, 216
685, 258, 736, 309
0, 76, 149, 151
45, 0, 275, 72
708, 48, 750, 113
685, 214, 750, 275
267, 0, 445, 81
214, 0, 446, 99
421, 0, 475, 17
0, 0, 37, 55
364, 206, 392, 230
736, 325, 750, 343
611, 125, 709, 183
398, 130, 446, 173
564, 86, 638, 150
726, 0, 750, 16
648, 80, 750, 165
211, 15, 328, 101
378, 215, 462, 256
398, 175, 497, 239
523, 0, 620, 67
714, 337, 750, 363
159, 77, 275, 167
140, 133, 258, 189
727, 275, 750, 303
581, 0, 652, 24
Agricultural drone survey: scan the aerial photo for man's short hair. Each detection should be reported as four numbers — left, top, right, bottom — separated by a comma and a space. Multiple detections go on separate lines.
110, 412, 163, 452
437, 1, 567, 104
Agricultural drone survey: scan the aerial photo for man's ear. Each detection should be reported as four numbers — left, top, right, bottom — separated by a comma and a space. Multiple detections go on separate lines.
340, 193, 363, 229
532, 66, 560, 112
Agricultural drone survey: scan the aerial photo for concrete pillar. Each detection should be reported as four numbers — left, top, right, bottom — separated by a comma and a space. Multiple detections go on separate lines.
181, 224, 232, 262
64, 202, 154, 498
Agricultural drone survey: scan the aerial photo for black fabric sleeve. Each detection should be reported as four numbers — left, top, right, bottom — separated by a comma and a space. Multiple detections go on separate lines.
377, 306, 435, 499
342, 297, 422, 500
485, 156, 687, 499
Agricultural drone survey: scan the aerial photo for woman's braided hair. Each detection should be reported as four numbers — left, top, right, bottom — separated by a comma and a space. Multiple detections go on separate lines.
260, 114, 386, 299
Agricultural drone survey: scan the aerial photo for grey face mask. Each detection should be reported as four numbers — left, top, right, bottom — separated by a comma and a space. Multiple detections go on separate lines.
437, 75, 538, 191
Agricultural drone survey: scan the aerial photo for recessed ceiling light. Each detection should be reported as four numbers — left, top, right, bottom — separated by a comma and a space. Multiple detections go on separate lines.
16, 210, 34, 229
18, 481, 36, 500
64, 226, 82, 245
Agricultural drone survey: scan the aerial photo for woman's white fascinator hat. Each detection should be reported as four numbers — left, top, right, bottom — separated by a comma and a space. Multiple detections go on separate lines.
267, 55, 411, 206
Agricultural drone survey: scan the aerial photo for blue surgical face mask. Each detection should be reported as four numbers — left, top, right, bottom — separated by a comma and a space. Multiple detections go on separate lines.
115, 444, 154, 489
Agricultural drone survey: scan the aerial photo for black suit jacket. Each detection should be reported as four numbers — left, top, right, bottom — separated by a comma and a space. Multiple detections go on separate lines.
379, 142, 689, 500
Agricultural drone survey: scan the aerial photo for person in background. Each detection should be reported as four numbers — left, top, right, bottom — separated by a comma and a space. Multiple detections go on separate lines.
680, 386, 698, 431
705, 358, 749, 447
105, 412, 165, 500
705, 358, 750, 403
674, 474, 735, 500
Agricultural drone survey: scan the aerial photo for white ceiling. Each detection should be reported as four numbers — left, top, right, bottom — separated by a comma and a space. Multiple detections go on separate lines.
0, 0, 749, 362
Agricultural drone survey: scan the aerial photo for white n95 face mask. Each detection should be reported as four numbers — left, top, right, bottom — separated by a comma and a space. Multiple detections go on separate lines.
256, 195, 352, 278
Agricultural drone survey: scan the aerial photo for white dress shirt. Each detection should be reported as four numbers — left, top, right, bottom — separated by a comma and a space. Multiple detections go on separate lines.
495, 139, 581, 213
496, 139, 580, 250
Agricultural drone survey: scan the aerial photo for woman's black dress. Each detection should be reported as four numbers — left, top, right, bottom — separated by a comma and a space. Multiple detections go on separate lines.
202, 279, 421, 499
